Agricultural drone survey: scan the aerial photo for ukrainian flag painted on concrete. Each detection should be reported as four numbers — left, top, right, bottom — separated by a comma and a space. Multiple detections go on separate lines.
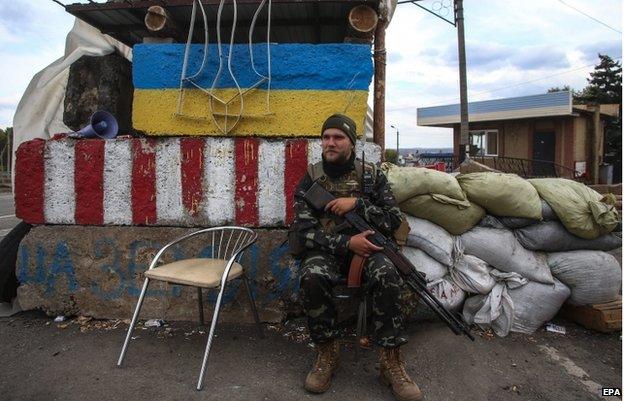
133, 43, 373, 136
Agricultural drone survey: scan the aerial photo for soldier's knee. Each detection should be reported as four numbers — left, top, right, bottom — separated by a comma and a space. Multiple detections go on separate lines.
366, 254, 401, 284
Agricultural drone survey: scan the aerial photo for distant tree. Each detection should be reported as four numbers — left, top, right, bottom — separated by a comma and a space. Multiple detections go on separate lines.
576, 54, 622, 105
547, 85, 572, 93
547, 85, 582, 99
385, 149, 398, 164
0, 128, 12, 172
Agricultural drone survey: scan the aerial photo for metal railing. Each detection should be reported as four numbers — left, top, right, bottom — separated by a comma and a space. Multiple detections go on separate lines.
412, 154, 586, 182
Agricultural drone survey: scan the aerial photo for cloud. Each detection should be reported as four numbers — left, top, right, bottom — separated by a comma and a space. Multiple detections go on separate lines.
0, 2, 32, 26
578, 40, 623, 62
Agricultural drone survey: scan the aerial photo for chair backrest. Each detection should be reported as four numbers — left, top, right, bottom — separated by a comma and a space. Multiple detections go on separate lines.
200, 226, 258, 262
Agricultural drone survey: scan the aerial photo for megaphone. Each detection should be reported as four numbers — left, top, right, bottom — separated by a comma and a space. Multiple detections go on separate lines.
68, 110, 119, 139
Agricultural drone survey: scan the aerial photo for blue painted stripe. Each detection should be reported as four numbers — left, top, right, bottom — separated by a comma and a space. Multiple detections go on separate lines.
133, 43, 374, 90
418, 91, 571, 118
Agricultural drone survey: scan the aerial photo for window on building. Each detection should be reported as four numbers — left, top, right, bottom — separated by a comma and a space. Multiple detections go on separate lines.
470, 130, 498, 156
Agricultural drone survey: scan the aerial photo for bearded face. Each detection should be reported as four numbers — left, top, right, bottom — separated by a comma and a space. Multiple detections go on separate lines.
321, 128, 353, 165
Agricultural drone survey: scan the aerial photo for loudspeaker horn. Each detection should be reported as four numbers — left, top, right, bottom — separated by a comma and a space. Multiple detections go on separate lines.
68, 110, 119, 139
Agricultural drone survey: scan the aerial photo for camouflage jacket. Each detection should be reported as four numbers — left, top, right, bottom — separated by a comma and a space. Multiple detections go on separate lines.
290, 165, 403, 258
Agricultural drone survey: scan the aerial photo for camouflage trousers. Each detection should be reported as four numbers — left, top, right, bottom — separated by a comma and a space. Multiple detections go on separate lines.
299, 251, 408, 348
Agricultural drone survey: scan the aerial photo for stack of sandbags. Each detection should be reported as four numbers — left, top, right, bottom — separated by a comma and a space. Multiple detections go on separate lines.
383, 164, 484, 235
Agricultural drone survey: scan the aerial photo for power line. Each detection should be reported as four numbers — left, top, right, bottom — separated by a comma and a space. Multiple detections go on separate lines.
388, 56, 622, 110
556, 0, 622, 34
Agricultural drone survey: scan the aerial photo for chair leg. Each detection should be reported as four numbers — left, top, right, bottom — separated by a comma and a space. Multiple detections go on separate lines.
118, 278, 151, 366
197, 287, 205, 326
196, 282, 228, 391
243, 275, 264, 339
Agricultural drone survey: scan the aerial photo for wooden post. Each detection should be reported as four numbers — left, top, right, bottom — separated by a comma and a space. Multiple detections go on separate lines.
373, 18, 386, 155
592, 105, 602, 184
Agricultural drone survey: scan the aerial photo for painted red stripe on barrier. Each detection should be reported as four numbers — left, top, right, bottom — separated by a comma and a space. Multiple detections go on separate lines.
284, 139, 309, 224
15, 139, 45, 224
74, 140, 105, 225
131, 138, 157, 225
235, 138, 259, 226
181, 138, 205, 216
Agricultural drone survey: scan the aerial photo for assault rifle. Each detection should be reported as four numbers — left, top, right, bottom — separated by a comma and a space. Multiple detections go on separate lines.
302, 181, 475, 341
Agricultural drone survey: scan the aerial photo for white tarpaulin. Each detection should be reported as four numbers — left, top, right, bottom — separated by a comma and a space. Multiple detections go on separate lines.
11, 19, 131, 186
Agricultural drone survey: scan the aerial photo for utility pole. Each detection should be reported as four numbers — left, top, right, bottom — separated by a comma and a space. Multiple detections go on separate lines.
455, 0, 470, 162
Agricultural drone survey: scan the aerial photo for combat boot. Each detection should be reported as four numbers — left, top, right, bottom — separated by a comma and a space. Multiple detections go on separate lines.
379, 346, 422, 401
304, 340, 340, 393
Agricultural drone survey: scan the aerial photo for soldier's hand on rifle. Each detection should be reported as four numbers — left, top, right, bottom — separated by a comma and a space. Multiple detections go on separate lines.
348, 230, 383, 257
325, 197, 357, 216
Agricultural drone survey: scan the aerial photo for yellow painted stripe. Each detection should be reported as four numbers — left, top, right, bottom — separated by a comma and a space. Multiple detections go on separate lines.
133, 88, 369, 136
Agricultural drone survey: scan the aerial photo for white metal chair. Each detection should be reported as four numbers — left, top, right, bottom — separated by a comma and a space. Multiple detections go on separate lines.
117, 226, 262, 390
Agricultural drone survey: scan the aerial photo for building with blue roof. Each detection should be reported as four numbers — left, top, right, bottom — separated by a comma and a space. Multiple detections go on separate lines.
417, 91, 620, 183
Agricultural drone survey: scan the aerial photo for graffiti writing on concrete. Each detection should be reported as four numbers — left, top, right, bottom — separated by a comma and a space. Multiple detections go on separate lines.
18, 238, 300, 305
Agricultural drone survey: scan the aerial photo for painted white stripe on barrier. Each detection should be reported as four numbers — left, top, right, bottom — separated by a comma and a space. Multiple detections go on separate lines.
204, 138, 235, 225
156, 139, 184, 223
258, 141, 285, 226
103, 140, 132, 225
44, 140, 75, 224
307, 139, 322, 165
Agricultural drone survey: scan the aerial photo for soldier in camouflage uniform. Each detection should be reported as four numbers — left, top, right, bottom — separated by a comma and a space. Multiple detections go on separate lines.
289, 114, 422, 401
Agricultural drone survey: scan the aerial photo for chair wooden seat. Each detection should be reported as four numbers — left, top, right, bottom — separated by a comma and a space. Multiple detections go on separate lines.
144, 258, 243, 288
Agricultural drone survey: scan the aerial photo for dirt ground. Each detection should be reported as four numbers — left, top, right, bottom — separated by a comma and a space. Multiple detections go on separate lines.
0, 311, 620, 401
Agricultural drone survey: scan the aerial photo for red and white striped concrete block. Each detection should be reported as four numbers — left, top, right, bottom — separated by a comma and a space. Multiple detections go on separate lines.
15, 137, 381, 228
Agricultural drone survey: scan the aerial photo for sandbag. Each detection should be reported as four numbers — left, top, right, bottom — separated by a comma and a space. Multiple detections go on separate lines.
541, 199, 558, 221
427, 276, 466, 312
515, 221, 622, 252
509, 279, 570, 334
530, 178, 619, 239
460, 227, 554, 284
382, 163, 467, 204
457, 172, 542, 219
462, 270, 527, 337
400, 195, 484, 235
478, 215, 506, 229
547, 251, 622, 305
450, 254, 495, 295
497, 216, 539, 229
401, 247, 447, 282
405, 216, 456, 267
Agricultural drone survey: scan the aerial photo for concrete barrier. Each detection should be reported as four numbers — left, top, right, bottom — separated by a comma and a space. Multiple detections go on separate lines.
16, 226, 300, 323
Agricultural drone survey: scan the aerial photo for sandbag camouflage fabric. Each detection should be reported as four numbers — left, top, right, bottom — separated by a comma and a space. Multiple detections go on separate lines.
300, 252, 408, 347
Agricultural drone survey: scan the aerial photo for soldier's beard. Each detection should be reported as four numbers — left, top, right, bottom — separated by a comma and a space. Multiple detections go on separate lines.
322, 151, 355, 178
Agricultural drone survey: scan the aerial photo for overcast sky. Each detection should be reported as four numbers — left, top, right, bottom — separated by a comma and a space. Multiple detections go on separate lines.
0, 0, 622, 149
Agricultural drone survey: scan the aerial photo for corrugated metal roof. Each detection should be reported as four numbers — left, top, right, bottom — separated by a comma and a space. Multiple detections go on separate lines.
56, 0, 379, 46
417, 91, 573, 126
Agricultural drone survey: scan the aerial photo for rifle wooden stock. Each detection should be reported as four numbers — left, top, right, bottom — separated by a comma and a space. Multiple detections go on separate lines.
347, 254, 366, 288
303, 181, 475, 341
